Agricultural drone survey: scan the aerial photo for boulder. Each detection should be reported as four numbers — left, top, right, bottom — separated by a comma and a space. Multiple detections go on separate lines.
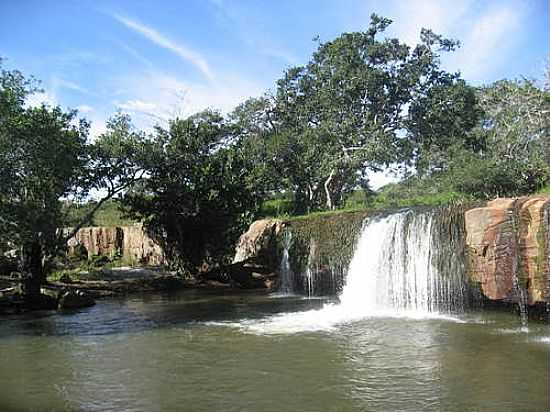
518, 197, 550, 303
203, 261, 277, 289
233, 219, 285, 266
122, 224, 165, 266
58, 290, 95, 309
69, 226, 123, 259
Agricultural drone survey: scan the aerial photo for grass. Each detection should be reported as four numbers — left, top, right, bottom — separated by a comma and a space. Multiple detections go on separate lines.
258, 198, 294, 219
258, 179, 474, 221
47, 253, 142, 282
64, 200, 138, 227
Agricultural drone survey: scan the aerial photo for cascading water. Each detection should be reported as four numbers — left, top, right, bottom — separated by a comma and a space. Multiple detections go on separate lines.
339, 210, 467, 315
304, 238, 317, 297
278, 230, 295, 294
242, 209, 468, 333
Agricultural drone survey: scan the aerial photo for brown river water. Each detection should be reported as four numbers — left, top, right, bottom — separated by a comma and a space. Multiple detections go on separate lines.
1, 290, 550, 412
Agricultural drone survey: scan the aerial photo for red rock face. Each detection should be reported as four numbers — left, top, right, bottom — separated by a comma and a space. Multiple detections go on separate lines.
465, 196, 550, 303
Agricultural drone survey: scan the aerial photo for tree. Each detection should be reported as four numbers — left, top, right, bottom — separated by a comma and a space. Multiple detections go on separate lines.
443, 79, 549, 198
229, 96, 280, 195
406, 80, 482, 175
122, 110, 264, 274
262, 14, 466, 212
0, 62, 147, 306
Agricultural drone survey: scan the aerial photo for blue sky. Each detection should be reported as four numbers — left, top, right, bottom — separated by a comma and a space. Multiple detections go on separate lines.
1, 0, 549, 142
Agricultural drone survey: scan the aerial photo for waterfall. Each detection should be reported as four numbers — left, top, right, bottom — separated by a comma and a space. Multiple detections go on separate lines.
304, 238, 317, 297
278, 230, 295, 294
244, 209, 467, 334
340, 210, 467, 314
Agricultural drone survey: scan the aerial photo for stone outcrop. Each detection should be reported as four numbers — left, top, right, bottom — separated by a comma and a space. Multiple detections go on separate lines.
465, 196, 550, 304
229, 219, 285, 290
121, 225, 165, 266
232, 211, 369, 295
58, 290, 95, 309
233, 219, 285, 266
67, 224, 165, 266
68, 227, 123, 258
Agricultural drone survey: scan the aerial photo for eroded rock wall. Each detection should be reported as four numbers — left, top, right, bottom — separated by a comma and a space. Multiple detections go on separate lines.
465, 196, 550, 304
233, 211, 369, 295
67, 224, 165, 266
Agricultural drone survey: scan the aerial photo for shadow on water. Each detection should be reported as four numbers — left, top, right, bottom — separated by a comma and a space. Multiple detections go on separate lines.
0, 290, 329, 338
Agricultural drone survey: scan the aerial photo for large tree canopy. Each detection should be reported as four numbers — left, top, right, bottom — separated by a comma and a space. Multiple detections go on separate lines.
122, 110, 265, 274
0, 62, 147, 305
441, 79, 550, 198
239, 14, 475, 212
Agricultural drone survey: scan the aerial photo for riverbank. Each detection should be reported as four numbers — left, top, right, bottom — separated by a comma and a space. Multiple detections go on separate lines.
0, 267, 238, 315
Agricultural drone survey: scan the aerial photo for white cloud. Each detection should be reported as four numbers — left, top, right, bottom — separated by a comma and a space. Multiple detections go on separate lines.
383, 0, 473, 46
449, 4, 524, 81
112, 70, 264, 130
368, 169, 400, 191
117, 99, 158, 113
54, 78, 90, 94
25, 90, 57, 108
76, 104, 94, 113
112, 14, 214, 81
88, 117, 107, 140
378, 0, 527, 82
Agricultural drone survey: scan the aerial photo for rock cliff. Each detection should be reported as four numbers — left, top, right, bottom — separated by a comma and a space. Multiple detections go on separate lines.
67, 224, 165, 266
465, 196, 550, 304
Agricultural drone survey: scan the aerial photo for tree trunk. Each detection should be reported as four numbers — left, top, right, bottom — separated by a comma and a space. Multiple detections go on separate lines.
21, 241, 47, 307
324, 170, 336, 210
294, 189, 309, 215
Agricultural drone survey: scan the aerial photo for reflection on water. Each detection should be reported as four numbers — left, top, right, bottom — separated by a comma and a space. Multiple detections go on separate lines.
1, 290, 550, 412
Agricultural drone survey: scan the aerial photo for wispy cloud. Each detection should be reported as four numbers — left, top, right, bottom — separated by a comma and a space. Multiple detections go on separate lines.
115, 41, 154, 68
117, 99, 158, 113
208, 0, 297, 65
112, 14, 214, 81
53, 77, 90, 94
451, 4, 524, 81
112, 70, 264, 130
76, 104, 94, 113
380, 0, 528, 82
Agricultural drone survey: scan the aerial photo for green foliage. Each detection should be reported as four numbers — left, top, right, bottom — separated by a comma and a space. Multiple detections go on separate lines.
0, 62, 90, 296
368, 182, 469, 209
236, 14, 468, 213
64, 199, 138, 227
122, 110, 265, 273
259, 198, 294, 218
0, 63, 148, 301
406, 80, 483, 174
439, 80, 549, 198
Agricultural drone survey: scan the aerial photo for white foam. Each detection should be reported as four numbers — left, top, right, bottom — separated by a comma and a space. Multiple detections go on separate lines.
207, 306, 465, 335
211, 212, 468, 335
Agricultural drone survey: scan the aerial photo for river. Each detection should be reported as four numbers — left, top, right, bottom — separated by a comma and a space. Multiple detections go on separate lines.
3, 210, 550, 411
1, 290, 550, 412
